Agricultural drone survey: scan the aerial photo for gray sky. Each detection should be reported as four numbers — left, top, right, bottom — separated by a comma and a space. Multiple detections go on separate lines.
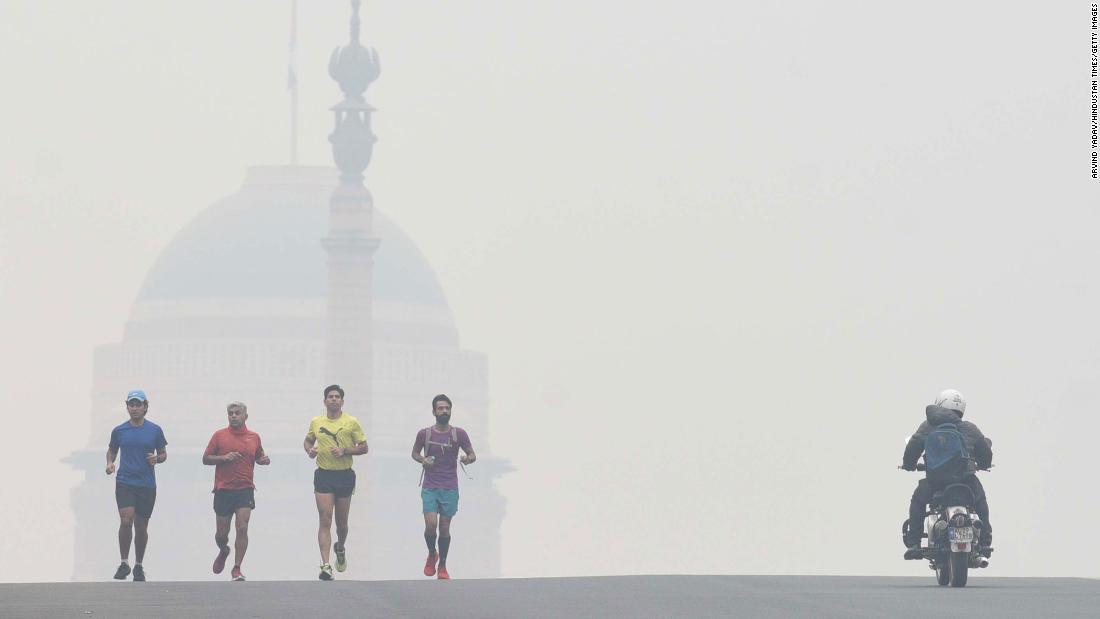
2, 1, 1099, 581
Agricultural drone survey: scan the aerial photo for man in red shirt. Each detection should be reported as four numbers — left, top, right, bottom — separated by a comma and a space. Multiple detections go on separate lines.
202, 401, 270, 581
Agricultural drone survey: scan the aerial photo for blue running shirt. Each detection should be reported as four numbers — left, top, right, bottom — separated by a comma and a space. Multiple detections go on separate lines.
109, 420, 167, 488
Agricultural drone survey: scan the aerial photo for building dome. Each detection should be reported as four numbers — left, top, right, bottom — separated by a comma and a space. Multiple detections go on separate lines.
123, 165, 458, 347
137, 165, 447, 307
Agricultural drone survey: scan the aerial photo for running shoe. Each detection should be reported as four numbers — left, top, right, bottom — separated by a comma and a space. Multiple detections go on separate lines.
132, 565, 146, 582
319, 563, 334, 581
231, 566, 245, 582
212, 546, 231, 574
423, 552, 438, 577
437, 565, 450, 580
112, 562, 131, 580
334, 542, 347, 572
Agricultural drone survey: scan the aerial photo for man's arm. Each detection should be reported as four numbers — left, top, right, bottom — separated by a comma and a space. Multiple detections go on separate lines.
336, 440, 368, 457
331, 422, 369, 457
147, 446, 167, 466
106, 446, 119, 475
203, 451, 242, 465
901, 422, 930, 470
459, 431, 476, 465
304, 435, 318, 459
968, 423, 993, 469
147, 430, 168, 466
256, 440, 270, 465
411, 430, 431, 466
202, 435, 224, 465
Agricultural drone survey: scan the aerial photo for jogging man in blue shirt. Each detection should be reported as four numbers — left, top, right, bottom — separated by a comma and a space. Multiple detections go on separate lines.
106, 389, 167, 582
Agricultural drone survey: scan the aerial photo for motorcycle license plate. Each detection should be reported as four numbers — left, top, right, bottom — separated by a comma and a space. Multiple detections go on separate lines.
948, 526, 974, 542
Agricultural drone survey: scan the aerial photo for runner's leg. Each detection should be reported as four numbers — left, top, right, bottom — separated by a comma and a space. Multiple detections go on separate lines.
315, 492, 335, 564
118, 507, 135, 562
215, 514, 232, 552
233, 507, 252, 568
212, 511, 232, 573
133, 516, 150, 564
334, 496, 351, 548
438, 515, 452, 567
423, 511, 439, 554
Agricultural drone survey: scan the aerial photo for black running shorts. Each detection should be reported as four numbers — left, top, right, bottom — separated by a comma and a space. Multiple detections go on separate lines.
115, 482, 157, 518
213, 487, 256, 517
314, 468, 356, 497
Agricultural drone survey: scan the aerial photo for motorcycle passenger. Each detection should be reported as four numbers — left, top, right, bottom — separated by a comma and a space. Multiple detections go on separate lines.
901, 389, 993, 558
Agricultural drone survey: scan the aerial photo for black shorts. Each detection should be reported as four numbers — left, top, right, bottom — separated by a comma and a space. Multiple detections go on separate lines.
115, 483, 157, 518
213, 488, 256, 517
314, 468, 356, 497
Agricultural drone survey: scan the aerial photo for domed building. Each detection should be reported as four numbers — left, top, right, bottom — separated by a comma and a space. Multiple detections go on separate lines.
66, 4, 510, 581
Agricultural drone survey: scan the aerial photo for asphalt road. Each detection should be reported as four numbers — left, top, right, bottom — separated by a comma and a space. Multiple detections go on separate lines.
2, 575, 1099, 618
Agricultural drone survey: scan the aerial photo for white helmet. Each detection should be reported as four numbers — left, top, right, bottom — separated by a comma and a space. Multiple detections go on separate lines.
934, 389, 966, 415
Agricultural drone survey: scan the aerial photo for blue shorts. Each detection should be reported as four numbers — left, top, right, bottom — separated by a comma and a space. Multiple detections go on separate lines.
421, 488, 459, 517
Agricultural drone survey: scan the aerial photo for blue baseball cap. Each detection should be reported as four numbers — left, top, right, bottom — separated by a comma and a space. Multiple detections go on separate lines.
125, 389, 147, 403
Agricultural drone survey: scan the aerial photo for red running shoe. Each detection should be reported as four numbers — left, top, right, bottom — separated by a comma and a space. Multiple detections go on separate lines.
212, 547, 230, 574
423, 552, 438, 577
437, 565, 450, 580
231, 566, 245, 582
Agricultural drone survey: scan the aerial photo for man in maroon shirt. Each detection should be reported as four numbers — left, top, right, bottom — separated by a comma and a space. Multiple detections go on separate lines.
411, 394, 476, 579
202, 401, 270, 581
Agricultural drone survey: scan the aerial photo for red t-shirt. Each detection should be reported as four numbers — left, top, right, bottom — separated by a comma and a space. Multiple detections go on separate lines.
203, 425, 265, 491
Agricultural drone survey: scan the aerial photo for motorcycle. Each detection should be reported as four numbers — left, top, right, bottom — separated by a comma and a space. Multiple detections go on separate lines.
900, 461, 991, 588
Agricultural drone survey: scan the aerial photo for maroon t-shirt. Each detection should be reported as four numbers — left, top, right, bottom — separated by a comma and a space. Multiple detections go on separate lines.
204, 425, 265, 491
413, 426, 473, 490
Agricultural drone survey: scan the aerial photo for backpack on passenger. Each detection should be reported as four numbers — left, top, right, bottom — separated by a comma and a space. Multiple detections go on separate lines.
923, 423, 970, 484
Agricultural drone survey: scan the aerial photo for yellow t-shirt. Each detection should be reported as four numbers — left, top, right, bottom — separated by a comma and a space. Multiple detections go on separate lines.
306, 412, 366, 471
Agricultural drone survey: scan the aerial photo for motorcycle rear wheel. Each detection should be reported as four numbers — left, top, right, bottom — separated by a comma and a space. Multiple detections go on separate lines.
935, 561, 950, 586
949, 553, 969, 587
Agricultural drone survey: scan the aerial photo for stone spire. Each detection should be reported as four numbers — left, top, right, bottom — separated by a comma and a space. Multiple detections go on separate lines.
323, 0, 381, 431
329, 0, 381, 104
327, 0, 380, 181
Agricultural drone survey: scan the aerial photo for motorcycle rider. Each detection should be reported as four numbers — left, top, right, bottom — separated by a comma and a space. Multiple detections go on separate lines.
901, 389, 993, 559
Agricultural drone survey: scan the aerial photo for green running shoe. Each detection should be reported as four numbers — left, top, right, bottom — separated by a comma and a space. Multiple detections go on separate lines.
334, 543, 347, 572
318, 563, 334, 581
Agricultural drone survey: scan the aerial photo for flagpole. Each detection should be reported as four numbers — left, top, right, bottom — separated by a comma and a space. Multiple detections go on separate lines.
289, 0, 299, 165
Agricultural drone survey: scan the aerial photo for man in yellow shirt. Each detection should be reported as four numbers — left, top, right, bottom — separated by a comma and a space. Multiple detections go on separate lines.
303, 384, 368, 580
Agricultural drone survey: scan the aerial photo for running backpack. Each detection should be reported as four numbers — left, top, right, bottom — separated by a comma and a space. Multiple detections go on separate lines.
421, 426, 458, 458
418, 427, 459, 487
923, 423, 970, 484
